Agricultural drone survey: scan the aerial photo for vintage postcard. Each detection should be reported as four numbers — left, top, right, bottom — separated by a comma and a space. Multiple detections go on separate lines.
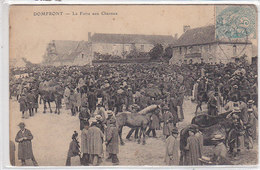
9, 4, 258, 166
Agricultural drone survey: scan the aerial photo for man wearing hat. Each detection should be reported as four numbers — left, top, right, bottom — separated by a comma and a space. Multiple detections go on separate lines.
18, 94, 28, 119
86, 119, 104, 166
211, 134, 232, 165
245, 102, 257, 148
246, 100, 257, 140
79, 101, 90, 131
162, 105, 174, 138
184, 128, 202, 165
105, 117, 119, 165
165, 128, 179, 165
15, 122, 38, 166
207, 91, 218, 116
95, 115, 105, 133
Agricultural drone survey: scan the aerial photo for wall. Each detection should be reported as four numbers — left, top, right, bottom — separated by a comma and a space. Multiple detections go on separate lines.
73, 53, 92, 66
170, 43, 252, 64
170, 44, 217, 64
92, 42, 154, 58
215, 43, 253, 64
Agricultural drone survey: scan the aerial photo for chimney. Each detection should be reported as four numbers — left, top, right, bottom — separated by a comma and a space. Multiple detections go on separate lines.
174, 33, 178, 40
88, 32, 91, 42
183, 25, 191, 33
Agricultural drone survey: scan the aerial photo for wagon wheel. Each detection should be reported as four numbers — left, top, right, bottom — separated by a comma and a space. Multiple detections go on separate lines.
226, 128, 237, 155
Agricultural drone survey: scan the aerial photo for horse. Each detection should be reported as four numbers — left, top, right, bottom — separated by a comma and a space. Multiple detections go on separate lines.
116, 105, 162, 145
39, 84, 64, 114
190, 111, 240, 153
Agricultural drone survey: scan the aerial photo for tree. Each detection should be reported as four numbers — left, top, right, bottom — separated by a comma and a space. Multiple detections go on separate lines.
149, 44, 163, 60
163, 46, 173, 61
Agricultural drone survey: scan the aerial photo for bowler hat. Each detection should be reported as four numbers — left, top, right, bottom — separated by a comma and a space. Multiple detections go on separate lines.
248, 100, 254, 104
18, 122, 25, 127
211, 134, 225, 141
107, 111, 114, 116
131, 104, 140, 110
95, 115, 102, 121
162, 105, 169, 110
171, 128, 179, 134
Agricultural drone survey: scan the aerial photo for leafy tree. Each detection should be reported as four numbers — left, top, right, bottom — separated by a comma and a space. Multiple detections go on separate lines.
163, 46, 173, 61
149, 44, 163, 60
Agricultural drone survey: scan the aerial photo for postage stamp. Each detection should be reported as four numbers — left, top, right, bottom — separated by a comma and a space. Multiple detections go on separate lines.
216, 5, 256, 40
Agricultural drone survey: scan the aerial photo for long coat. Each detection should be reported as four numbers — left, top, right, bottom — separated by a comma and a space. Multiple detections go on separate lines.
165, 135, 179, 165
67, 140, 80, 157
81, 129, 88, 154
26, 93, 35, 109
18, 96, 28, 112
149, 113, 160, 130
15, 129, 34, 160
74, 92, 81, 107
106, 124, 119, 154
86, 126, 104, 156
169, 98, 179, 124
163, 111, 174, 136
184, 135, 202, 165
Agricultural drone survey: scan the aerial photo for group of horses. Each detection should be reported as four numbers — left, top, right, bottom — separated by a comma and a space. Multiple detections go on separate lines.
35, 82, 243, 152
35, 83, 162, 145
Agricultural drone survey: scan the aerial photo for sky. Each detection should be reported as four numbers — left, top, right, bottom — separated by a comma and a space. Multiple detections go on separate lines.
9, 5, 221, 63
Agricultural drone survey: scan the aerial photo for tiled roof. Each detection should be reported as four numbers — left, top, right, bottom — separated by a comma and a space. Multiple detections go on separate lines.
173, 25, 251, 47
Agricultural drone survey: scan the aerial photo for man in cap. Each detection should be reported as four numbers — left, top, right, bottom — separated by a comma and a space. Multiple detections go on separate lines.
96, 115, 105, 133
165, 128, 179, 165
86, 119, 104, 166
246, 100, 257, 140
162, 105, 174, 138
105, 117, 119, 165
207, 91, 218, 116
15, 122, 38, 166
18, 94, 28, 119
79, 101, 90, 131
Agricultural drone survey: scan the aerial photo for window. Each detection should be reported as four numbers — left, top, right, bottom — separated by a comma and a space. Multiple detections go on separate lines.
82, 54, 84, 59
179, 47, 182, 54
233, 45, 237, 56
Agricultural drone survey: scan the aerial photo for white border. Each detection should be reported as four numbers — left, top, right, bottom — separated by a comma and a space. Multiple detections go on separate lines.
1, 1, 260, 170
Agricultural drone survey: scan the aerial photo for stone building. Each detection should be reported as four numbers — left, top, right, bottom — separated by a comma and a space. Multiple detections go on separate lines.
170, 25, 253, 65
43, 40, 92, 66
89, 33, 175, 59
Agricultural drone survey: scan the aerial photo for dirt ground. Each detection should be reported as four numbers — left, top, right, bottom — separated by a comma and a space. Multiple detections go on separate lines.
9, 97, 258, 166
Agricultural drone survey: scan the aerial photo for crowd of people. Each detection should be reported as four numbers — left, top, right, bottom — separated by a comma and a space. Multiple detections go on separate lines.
9, 60, 258, 166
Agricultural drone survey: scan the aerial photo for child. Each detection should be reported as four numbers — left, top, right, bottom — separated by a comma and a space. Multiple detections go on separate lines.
66, 131, 80, 166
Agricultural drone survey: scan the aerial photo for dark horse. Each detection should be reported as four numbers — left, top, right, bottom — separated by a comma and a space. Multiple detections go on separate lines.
189, 110, 241, 155
39, 85, 63, 114
116, 105, 162, 145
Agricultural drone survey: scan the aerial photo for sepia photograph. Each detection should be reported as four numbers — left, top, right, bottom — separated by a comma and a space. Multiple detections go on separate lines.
9, 4, 258, 166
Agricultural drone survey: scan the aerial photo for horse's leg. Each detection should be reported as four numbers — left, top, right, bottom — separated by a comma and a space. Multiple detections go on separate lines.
54, 99, 57, 114
43, 100, 47, 113
142, 126, 147, 145
48, 101, 52, 113
138, 127, 142, 144
119, 126, 125, 145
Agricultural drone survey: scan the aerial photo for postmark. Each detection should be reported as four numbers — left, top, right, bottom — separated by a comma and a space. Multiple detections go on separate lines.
216, 6, 256, 39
